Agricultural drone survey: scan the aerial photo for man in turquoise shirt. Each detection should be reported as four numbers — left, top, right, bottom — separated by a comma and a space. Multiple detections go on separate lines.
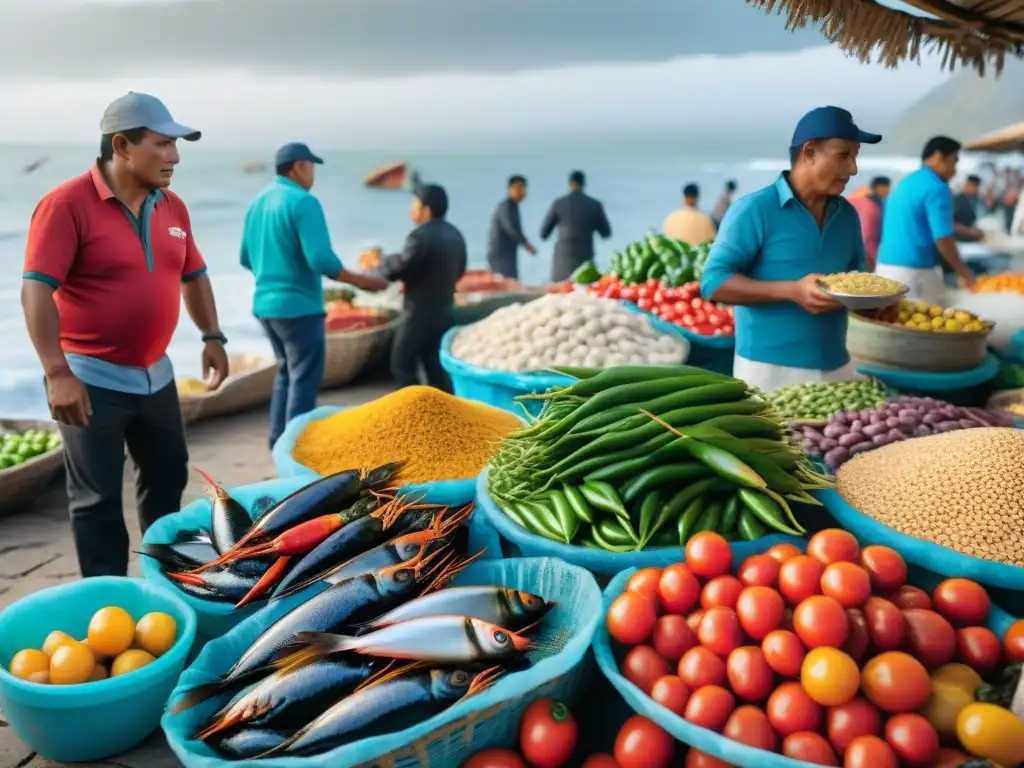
701, 107, 879, 392
241, 142, 385, 447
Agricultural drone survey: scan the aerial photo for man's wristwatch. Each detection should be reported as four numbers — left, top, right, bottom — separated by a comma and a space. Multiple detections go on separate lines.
202, 332, 228, 345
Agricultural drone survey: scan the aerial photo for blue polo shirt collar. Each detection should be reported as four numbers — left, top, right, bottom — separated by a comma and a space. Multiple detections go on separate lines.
774, 173, 841, 215
275, 176, 306, 193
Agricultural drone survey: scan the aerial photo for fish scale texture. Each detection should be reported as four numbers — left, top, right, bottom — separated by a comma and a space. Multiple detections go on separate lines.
162, 557, 601, 768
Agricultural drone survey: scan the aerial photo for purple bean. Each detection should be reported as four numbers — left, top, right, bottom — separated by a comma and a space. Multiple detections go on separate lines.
849, 441, 875, 455
913, 425, 932, 437
838, 432, 864, 448
802, 439, 817, 453
886, 416, 901, 429
823, 423, 846, 439
832, 412, 849, 425
886, 428, 906, 441
922, 412, 943, 425
862, 422, 887, 437
897, 410, 919, 424
966, 407, 998, 427
851, 420, 865, 432
824, 447, 849, 468
804, 428, 824, 440
872, 433, 895, 446
819, 438, 838, 451
959, 418, 980, 429
934, 420, 962, 433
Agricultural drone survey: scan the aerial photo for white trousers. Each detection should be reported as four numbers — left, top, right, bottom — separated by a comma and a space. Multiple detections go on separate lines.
874, 264, 945, 306
733, 356, 862, 393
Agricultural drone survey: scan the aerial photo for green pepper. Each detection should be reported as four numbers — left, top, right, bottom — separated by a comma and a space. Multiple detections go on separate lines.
548, 490, 580, 543
580, 481, 630, 521
610, 252, 623, 276
647, 261, 666, 281
562, 484, 595, 524
570, 260, 602, 284
638, 490, 664, 542
595, 518, 639, 548
514, 500, 562, 542
635, 245, 657, 281
677, 496, 705, 546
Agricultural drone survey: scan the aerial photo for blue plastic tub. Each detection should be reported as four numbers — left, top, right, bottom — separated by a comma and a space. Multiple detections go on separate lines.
0, 576, 197, 763
476, 471, 803, 576
619, 300, 734, 374
163, 557, 601, 768
854, 351, 1000, 393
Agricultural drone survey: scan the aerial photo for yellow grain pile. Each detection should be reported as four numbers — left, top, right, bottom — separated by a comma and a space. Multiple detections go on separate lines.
837, 427, 1024, 566
292, 386, 521, 484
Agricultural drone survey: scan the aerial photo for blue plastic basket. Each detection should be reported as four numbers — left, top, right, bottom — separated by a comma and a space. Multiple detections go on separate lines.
0, 577, 197, 763
163, 557, 601, 768
854, 352, 1000, 393
475, 471, 803, 576
594, 560, 1017, 768
618, 301, 734, 374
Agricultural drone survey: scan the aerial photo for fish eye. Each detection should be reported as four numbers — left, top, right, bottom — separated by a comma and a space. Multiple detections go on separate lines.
451, 670, 469, 684
494, 630, 508, 645
394, 569, 411, 582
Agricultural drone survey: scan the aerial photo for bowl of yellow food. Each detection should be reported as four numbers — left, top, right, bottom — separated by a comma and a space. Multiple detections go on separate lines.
817, 271, 909, 310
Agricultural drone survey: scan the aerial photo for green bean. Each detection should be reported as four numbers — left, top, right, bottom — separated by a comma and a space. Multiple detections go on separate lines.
720, 495, 741, 534
562, 484, 595, 524
638, 490, 664, 542
621, 463, 714, 505
551, 433, 676, 483
693, 499, 724, 536
738, 509, 768, 541
580, 481, 630, 520
682, 426, 804, 493
498, 500, 527, 529
680, 438, 767, 489
643, 477, 716, 547
590, 523, 636, 553
677, 496, 706, 546
596, 517, 640, 547
698, 414, 782, 438
548, 490, 580, 544
736, 488, 802, 537
535, 365, 718, 399
514, 501, 563, 541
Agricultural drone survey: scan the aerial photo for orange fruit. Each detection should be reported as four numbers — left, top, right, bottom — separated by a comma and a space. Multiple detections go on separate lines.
49, 642, 96, 685
133, 612, 177, 657
110, 649, 155, 677
41, 630, 75, 657
9, 649, 50, 681
87, 606, 135, 657
88, 664, 109, 682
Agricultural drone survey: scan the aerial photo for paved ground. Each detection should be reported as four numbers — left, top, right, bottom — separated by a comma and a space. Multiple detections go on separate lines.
0, 381, 393, 768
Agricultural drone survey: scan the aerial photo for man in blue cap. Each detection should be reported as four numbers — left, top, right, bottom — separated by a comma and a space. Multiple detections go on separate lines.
240, 142, 387, 448
701, 106, 880, 392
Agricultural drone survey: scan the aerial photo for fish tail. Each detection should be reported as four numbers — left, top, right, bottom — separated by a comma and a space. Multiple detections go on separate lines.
193, 705, 252, 741
135, 543, 195, 570
234, 555, 291, 610
170, 679, 236, 714
185, 531, 265, 574
466, 665, 506, 697
353, 659, 428, 693
271, 632, 350, 673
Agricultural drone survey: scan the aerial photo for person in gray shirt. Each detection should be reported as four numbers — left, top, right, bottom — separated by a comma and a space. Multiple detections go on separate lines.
540, 170, 612, 282
486, 175, 536, 279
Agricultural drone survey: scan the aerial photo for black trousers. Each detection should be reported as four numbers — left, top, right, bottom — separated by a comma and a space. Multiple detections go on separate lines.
487, 251, 518, 280
57, 382, 189, 577
390, 304, 455, 393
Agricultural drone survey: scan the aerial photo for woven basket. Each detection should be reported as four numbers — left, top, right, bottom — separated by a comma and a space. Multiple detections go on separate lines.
177, 355, 279, 425
846, 313, 991, 372
321, 314, 402, 390
0, 419, 64, 515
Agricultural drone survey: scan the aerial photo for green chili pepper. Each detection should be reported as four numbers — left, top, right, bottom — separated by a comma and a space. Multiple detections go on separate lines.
720, 495, 741, 534
580, 481, 629, 520
737, 488, 800, 536
738, 509, 768, 541
562, 484, 595, 524
590, 523, 636, 553
514, 500, 563, 542
595, 518, 639, 549
693, 499, 724, 536
677, 496, 706, 546
621, 463, 714, 505
643, 477, 716, 547
638, 490, 664, 542
548, 489, 580, 544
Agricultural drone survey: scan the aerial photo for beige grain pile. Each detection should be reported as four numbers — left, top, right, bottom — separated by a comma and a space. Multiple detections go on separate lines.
836, 427, 1024, 566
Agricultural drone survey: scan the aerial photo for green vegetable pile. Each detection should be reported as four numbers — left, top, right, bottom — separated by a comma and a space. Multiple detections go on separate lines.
486, 365, 832, 552
0, 428, 61, 470
607, 235, 712, 287
765, 380, 890, 422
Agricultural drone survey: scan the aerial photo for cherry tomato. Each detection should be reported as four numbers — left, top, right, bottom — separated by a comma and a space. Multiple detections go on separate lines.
726, 646, 774, 702
649, 674, 690, 715
606, 592, 657, 645
698, 607, 744, 658
793, 595, 849, 649
636, 298, 653, 312
626, 568, 664, 603
826, 698, 882, 754
519, 698, 578, 768
888, 584, 932, 611
686, 610, 705, 632
860, 651, 930, 713
766, 542, 803, 564
778, 555, 825, 605
801, 647, 860, 707
862, 597, 906, 651
621, 286, 639, 302
934, 748, 973, 768
955, 626, 1003, 674
621, 645, 670, 694
737, 554, 781, 587
684, 750, 731, 768
766, 681, 823, 737
858, 546, 906, 592
782, 732, 838, 765
841, 609, 870, 664
736, 586, 785, 641
883, 713, 938, 767
723, 706, 777, 751
652, 615, 698, 662
820, 563, 871, 608
932, 578, 990, 626
701, 576, 744, 610
683, 685, 736, 731
614, 715, 675, 768
902, 609, 956, 668
844, 735, 898, 768
678, 646, 726, 689
762, 629, 805, 677
685, 532, 733, 579
658, 564, 701, 615
1004, 619, 1024, 662
462, 749, 527, 768
807, 529, 859, 565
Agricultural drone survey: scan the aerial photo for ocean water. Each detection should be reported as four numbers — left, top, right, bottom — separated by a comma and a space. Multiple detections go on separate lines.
0, 144, 923, 418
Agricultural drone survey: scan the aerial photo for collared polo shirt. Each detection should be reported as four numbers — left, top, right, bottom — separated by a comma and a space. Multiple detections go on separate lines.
701, 174, 866, 371
23, 163, 207, 394
876, 166, 954, 269
240, 177, 344, 319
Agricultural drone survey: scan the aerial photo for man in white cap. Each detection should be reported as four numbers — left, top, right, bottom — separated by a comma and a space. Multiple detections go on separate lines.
21, 92, 229, 577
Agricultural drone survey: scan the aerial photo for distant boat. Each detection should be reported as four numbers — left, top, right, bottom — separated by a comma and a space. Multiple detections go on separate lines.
23, 157, 48, 174
243, 161, 269, 174
364, 161, 418, 190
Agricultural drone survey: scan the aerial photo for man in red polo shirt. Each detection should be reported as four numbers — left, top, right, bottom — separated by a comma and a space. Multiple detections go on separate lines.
20, 92, 229, 577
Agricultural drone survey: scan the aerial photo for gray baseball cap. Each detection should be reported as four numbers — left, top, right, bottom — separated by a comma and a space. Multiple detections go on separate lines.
100, 92, 201, 141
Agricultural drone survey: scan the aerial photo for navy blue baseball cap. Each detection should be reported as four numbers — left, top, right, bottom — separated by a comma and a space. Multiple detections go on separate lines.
274, 142, 323, 166
100, 92, 200, 141
790, 106, 882, 150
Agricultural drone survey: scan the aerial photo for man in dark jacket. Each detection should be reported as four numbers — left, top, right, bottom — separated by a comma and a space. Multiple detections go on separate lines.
486, 175, 535, 279
380, 182, 466, 391
539, 170, 612, 282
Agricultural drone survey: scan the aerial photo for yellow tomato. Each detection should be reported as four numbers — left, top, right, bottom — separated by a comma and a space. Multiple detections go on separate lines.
87, 606, 135, 658
9, 649, 50, 681
41, 630, 75, 657
801, 647, 860, 706
133, 612, 177, 657
932, 663, 983, 694
921, 679, 974, 738
49, 642, 95, 685
88, 664, 108, 682
956, 702, 1024, 766
110, 649, 155, 677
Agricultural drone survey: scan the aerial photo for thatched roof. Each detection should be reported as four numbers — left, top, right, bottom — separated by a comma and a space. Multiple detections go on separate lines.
745, 0, 1024, 74
965, 121, 1024, 152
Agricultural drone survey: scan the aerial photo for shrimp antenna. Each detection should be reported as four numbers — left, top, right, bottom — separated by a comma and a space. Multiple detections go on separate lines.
466, 665, 505, 697
353, 660, 428, 693
193, 466, 227, 500
421, 549, 485, 596
437, 503, 474, 538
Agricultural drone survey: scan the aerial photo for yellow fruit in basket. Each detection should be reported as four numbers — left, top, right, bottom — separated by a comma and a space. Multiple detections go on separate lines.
944, 319, 961, 332
9, 649, 50, 681
110, 649, 155, 677
87, 606, 135, 657
928, 305, 943, 318
89, 664, 108, 682
918, 321, 932, 330
134, 612, 177, 657
49, 641, 95, 685
954, 311, 973, 324
931, 316, 946, 330
966, 321, 983, 332
911, 312, 927, 324
943, 307, 957, 319
28, 671, 50, 684
41, 630, 76, 657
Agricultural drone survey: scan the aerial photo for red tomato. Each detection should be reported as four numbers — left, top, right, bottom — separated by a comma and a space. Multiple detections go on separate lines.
649, 674, 690, 715
614, 715, 675, 768
807, 529, 859, 565
888, 585, 932, 611
701, 576, 744, 609
621, 645, 670, 694
862, 597, 906, 651
626, 568, 664, 603
932, 578, 991, 626
462, 749, 527, 768
685, 532, 733, 579
681, 313, 695, 327
621, 286, 639, 302
782, 732, 838, 765
883, 713, 938, 767
726, 646, 774, 702
652, 615, 699, 662
793, 596, 849, 649
684, 750, 731, 768
658, 564, 701, 614
636, 298, 653, 312
581, 756, 621, 768
678, 646, 727, 689
690, 297, 704, 309
934, 748, 973, 768
766, 681, 823, 736
778, 555, 825, 605
1004, 619, 1024, 662
955, 626, 1003, 674
652, 290, 666, 305
820, 563, 872, 608
736, 586, 785, 641
683, 685, 736, 732
766, 542, 803, 564
844, 736, 898, 768
841, 609, 871, 664
607, 592, 657, 645
826, 698, 882, 754
686, 610, 705, 632
519, 698, 578, 768
737, 554, 781, 587
860, 651, 931, 713
723, 706, 777, 751
762, 629, 805, 677
698, 607, 744, 658
858, 546, 906, 592
674, 301, 689, 315
902, 609, 956, 668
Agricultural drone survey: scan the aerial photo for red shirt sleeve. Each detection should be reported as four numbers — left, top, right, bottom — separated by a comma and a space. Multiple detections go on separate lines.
169, 192, 207, 282
23, 193, 79, 288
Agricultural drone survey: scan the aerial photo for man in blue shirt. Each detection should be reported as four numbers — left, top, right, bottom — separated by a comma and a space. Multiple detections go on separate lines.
701, 107, 879, 392
241, 142, 386, 447
876, 136, 975, 305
